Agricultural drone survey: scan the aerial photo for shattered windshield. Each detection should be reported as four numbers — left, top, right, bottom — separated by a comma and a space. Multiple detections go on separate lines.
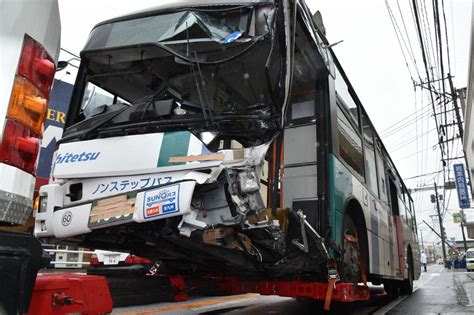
85, 5, 272, 51
99, 11, 243, 47
67, 4, 284, 144
81, 5, 279, 112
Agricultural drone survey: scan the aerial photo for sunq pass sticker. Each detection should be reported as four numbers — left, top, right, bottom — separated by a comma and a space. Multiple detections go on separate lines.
143, 184, 180, 219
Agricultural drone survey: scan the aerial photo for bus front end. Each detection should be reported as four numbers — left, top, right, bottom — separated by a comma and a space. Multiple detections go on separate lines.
36, 0, 334, 281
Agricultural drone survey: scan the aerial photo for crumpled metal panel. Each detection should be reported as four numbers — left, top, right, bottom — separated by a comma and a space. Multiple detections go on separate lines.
0, 190, 33, 225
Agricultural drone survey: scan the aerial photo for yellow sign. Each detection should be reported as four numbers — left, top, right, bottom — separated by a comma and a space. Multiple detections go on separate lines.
46, 108, 66, 123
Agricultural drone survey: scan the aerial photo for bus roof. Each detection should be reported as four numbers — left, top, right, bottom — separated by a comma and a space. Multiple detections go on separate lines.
94, 0, 274, 28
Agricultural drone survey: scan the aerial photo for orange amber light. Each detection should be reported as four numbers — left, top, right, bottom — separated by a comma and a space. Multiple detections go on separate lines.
7, 76, 47, 135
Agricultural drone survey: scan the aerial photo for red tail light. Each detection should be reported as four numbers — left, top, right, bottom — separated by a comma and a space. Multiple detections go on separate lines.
18, 36, 55, 96
2, 35, 56, 175
90, 254, 100, 265
124, 255, 152, 265
0, 120, 40, 174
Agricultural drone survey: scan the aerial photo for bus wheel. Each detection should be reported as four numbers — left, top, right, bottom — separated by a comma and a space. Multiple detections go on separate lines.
342, 215, 361, 283
400, 255, 414, 294
383, 281, 399, 297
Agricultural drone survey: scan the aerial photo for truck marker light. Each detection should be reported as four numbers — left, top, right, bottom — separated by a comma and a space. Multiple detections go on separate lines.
0, 120, 40, 174
18, 35, 55, 96
1, 35, 56, 175
8, 77, 47, 135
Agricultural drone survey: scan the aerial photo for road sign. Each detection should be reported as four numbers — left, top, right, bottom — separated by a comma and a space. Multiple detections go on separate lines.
460, 210, 466, 223
453, 164, 470, 209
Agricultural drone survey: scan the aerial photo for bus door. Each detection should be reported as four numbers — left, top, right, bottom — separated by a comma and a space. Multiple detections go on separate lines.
386, 198, 397, 276
388, 174, 404, 278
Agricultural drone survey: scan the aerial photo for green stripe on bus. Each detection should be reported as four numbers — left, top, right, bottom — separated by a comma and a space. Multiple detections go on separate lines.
329, 154, 352, 247
157, 131, 191, 167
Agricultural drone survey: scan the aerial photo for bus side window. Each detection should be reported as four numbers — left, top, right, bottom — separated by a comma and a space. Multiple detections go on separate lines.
375, 142, 388, 204
399, 197, 406, 223
336, 106, 364, 178
403, 202, 411, 228
409, 199, 417, 233
361, 110, 378, 196
335, 66, 359, 127
287, 19, 321, 125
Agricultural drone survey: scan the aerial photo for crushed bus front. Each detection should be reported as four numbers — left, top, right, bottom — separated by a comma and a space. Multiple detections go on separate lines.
35, 0, 333, 279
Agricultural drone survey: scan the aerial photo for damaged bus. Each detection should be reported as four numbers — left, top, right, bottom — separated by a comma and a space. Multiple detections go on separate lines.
35, 0, 420, 297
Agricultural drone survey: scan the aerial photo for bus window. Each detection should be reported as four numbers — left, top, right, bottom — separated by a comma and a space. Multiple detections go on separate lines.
399, 197, 406, 223
336, 106, 364, 178
410, 199, 417, 233
401, 186, 407, 203
81, 82, 129, 118
361, 111, 378, 196
375, 143, 388, 204
407, 207, 413, 228
335, 66, 359, 127
288, 19, 320, 124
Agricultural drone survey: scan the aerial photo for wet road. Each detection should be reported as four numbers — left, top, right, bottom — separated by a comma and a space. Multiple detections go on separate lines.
386, 264, 474, 315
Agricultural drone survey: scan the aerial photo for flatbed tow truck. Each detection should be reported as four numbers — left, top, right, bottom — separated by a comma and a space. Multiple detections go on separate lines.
25, 272, 369, 314
0, 0, 62, 313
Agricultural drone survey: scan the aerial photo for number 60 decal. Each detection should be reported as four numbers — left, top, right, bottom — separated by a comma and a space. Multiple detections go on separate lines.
61, 211, 73, 226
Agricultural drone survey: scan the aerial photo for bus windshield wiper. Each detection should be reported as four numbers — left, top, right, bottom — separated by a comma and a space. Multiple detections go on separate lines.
77, 106, 130, 141
183, 20, 213, 127
78, 86, 169, 141
190, 51, 213, 127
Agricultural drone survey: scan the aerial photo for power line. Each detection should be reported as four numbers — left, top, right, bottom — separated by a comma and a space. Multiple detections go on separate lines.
387, 127, 437, 153
386, 0, 416, 81
403, 169, 443, 180
396, 0, 420, 77
60, 47, 80, 59
441, 0, 452, 75
397, 144, 438, 161
381, 106, 432, 138
379, 102, 431, 134
412, 0, 445, 158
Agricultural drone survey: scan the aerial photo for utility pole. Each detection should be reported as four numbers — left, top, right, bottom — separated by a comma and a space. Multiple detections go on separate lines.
460, 209, 468, 252
422, 220, 455, 251
420, 229, 424, 251
461, 221, 468, 252
449, 74, 473, 194
449, 73, 463, 140
433, 183, 448, 268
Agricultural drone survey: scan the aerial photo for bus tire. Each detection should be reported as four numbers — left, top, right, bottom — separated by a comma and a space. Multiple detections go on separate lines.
383, 281, 399, 298
342, 214, 361, 283
400, 254, 414, 295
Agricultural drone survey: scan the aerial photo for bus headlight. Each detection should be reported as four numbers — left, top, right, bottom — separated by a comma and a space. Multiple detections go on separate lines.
238, 171, 260, 193
38, 195, 48, 213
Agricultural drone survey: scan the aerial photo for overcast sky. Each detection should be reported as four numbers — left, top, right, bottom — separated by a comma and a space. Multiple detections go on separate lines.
56, 0, 473, 247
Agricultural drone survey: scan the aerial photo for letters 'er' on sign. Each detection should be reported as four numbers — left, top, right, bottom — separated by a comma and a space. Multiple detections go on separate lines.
453, 163, 471, 209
